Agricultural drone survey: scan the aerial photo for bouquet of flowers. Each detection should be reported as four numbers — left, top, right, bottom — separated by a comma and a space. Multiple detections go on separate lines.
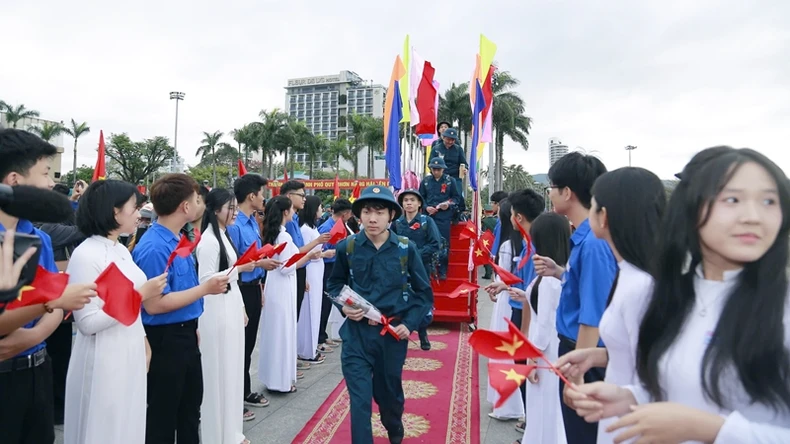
325, 285, 400, 340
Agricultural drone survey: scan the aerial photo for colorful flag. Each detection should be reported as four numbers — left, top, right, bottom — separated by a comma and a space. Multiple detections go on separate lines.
479, 34, 497, 84
490, 262, 523, 286
447, 282, 480, 299
409, 47, 425, 127
349, 181, 361, 203
328, 219, 347, 244
488, 362, 536, 408
4, 266, 68, 310
480, 65, 496, 147
92, 130, 106, 182
384, 56, 406, 190
400, 35, 410, 123
469, 81, 486, 192
238, 159, 248, 176
95, 262, 142, 326
414, 62, 437, 136
333, 174, 340, 201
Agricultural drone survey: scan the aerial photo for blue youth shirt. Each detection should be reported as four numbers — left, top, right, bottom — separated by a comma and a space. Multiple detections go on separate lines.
0, 219, 58, 357
285, 214, 307, 269
132, 222, 203, 325
509, 240, 536, 310
491, 220, 502, 258
555, 219, 617, 346
317, 217, 339, 264
226, 209, 264, 283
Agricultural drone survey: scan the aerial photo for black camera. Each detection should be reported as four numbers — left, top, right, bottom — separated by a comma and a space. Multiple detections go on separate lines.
0, 231, 42, 304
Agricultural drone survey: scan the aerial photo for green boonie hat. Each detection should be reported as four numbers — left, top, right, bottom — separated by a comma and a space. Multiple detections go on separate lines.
397, 188, 423, 206
428, 157, 447, 170
351, 185, 402, 220
483, 204, 493, 211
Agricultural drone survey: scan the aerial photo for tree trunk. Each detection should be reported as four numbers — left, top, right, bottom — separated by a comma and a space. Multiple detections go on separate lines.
71, 139, 78, 186
212, 147, 217, 188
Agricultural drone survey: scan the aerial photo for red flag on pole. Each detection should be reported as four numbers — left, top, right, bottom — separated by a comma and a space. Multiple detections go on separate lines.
328, 219, 347, 244
92, 130, 106, 182
284, 167, 289, 182
284, 252, 307, 268
447, 282, 480, 299
488, 362, 535, 408
333, 174, 340, 201
238, 159, 248, 176
95, 262, 142, 326
165, 230, 200, 271
350, 181, 361, 203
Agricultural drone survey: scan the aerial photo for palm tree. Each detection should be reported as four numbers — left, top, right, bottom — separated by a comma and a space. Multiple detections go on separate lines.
327, 135, 351, 174
195, 130, 228, 187
346, 114, 370, 178
28, 121, 65, 142
362, 116, 384, 177
438, 83, 472, 140
0, 100, 9, 113
4, 104, 40, 128
490, 69, 531, 191
63, 119, 91, 186
253, 109, 289, 178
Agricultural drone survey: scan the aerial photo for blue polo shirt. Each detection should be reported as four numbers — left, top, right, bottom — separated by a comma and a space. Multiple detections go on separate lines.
132, 222, 203, 325
491, 220, 502, 257
509, 240, 535, 310
0, 219, 58, 357
555, 219, 617, 345
285, 214, 307, 269
226, 209, 264, 283
317, 217, 340, 264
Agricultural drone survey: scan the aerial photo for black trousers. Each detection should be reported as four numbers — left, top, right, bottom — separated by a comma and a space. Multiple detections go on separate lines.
47, 321, 73, 424
240, 282, 262, 396
0, 354, 55, 444
144, 320, 203, 444
558, 336, 606, 444
510, 308, 527, 404
296, 267, 307, 321
318, 262, 334, 344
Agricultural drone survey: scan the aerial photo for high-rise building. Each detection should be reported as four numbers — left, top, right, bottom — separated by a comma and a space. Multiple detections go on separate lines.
0, 112, 66, 181
549, 137, 569, 166
283, 71, 386, 176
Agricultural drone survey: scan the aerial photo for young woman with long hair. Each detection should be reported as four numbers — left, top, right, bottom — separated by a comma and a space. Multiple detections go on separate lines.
296, 195, 330, 364
258, 196, 321, 393
555, 167, 666, 443
195, 188, 257, 443
567, 147, 790, 442
509, 212, 570, 444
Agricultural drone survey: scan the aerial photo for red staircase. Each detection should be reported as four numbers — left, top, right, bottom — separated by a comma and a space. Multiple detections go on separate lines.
432, 223, 478, 326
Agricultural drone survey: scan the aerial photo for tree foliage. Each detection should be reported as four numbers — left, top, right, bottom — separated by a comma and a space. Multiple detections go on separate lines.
106, 133, 176, 183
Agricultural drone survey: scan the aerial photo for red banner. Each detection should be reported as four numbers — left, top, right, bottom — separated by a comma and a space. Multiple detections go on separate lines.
267, 179, 387, 190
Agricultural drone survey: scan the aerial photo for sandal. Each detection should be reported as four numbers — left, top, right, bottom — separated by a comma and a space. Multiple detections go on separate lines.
316, 344, 333, 353
296, 370, 305, 379
244, 392, 270, 408
325, 339, 339, 346
297, 361, 311, 370
243, 408, 256, 422
515, 420, 526, 433
241, 440, 251, 444
302, 353, 325, 364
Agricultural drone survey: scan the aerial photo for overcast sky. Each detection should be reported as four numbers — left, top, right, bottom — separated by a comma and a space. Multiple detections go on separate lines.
2, 0, 788, 180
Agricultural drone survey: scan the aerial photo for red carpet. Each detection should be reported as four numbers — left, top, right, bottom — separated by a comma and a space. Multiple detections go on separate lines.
294, 324, 480, 443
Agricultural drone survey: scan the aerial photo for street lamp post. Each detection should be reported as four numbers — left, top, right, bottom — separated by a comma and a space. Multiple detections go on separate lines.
169, 91, 185, 156
625, 145, 637, 167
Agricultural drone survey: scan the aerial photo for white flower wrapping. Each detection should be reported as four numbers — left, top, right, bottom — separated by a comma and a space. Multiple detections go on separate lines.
327, 285, 400, 339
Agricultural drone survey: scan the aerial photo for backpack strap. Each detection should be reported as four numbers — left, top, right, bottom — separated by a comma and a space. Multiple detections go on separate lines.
345, 234, 357, 283
397, 235, 409, 292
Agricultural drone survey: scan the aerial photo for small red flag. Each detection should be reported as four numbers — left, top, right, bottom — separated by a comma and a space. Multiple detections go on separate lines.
5, 266, 68, 310
515, 223, 533, 270
271, 242, 287, 256
256, 244, 274, 259
333, 175, 340, 201
238, 159, 248, 176
328, 220, 347, 244
458, 222, 478, 241
468, 319, 541, 361
95, 262, 142, 326
480, 230, 495, 252
284, 252, 307, 268
488, 362, 536, 408
283, 167, 289, 182
447, 282, 480, 299
490, 262, 523, 286
233, 243, 259, 267
472, 237, 492, 267
92, 130, 106, 182
349, 181, 361, 203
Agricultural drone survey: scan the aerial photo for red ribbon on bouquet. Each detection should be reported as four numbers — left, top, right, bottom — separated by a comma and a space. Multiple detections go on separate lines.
378, 315, 401, 340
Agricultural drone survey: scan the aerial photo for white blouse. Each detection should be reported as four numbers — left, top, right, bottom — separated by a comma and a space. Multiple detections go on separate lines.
627, 267, 790, 443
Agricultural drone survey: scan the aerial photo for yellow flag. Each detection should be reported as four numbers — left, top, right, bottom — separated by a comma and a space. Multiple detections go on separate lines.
400, 34, 411, 123
479, 34, 497, 82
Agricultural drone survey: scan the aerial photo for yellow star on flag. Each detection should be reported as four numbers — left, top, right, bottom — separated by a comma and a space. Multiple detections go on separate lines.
500, 368, 527, 385
482, 239, 490, 247
459, 289, 469, 294
494, 335, 524, 356
475, 249, 484, 257
17, 285, 35, 301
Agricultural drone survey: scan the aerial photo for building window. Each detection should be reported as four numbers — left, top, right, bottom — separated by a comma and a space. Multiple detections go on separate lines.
338, 94, 347, 105
338, 116, 346, 127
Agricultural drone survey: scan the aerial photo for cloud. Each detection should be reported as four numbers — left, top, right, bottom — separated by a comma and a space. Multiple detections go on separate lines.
1, 0, 787, 180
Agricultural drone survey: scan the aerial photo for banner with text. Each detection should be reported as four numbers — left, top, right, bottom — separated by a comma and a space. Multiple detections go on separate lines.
267, 179, 388, 190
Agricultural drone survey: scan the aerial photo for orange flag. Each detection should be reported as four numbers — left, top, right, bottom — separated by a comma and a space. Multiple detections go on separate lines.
5, 266, 68, 310
92, 130, 106, 182
488, 363, 536, 408
95, 262, 142, 326
447, 282, 480, 299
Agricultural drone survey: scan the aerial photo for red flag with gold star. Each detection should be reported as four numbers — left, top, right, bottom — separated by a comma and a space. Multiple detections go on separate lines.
468, 318, 541, 361
488, 363, 536, 408
515, 222, 533, 270
328, 219, 347, 244
480, 230, 495, 252
490, 262, 523, 286
458, 221, 478, 241
447, 282, 480, 299
472, 237, 492, 267
5, 266, 68, 310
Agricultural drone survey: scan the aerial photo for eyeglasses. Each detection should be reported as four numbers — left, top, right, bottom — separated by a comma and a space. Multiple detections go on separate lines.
290, 192, 306, 199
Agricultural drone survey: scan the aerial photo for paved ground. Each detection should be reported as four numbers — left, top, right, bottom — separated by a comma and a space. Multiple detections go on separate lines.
55, 271, 522, 443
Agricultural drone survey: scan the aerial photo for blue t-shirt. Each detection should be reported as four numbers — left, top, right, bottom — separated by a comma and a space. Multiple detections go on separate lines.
226, 210, 264, 283
509, 240, 536, 310
555, 219, 617, 346
0, 219, 58, 357
132, 222, 203, 325
285, 214, 307, 269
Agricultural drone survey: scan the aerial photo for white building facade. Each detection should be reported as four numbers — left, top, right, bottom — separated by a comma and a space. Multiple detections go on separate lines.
548, 137, 569, 167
